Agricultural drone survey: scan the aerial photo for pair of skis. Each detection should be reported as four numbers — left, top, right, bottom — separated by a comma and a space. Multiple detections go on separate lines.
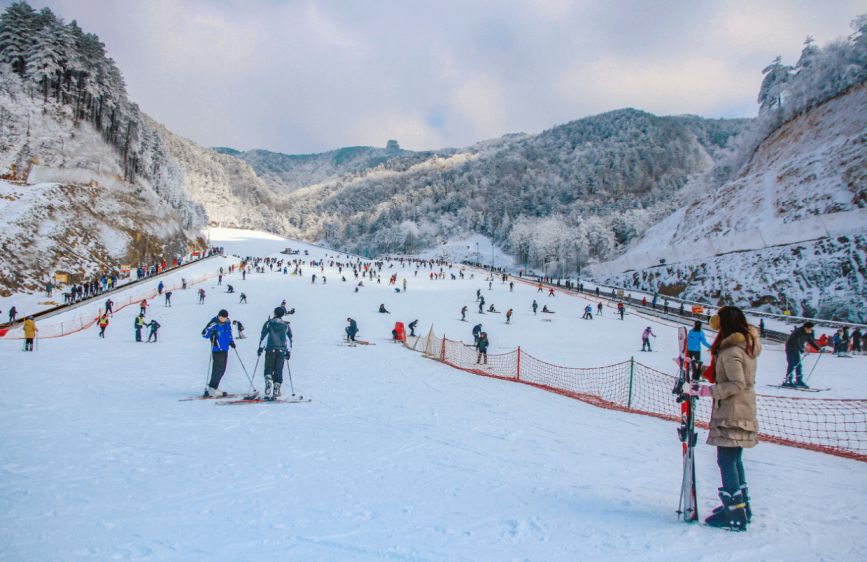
180, 392, 311, 404
674, 326, 699, 522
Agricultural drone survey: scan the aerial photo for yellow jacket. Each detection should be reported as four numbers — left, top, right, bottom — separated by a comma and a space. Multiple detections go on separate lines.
23, 318, 37, 339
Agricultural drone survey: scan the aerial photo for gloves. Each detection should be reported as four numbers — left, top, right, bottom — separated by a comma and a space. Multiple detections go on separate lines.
257, 347, 263, 356
688, 383, 712, 397
229, 342, 236, 349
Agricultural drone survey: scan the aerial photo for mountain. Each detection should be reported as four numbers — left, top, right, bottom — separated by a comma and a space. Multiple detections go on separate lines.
592, 83, 867, 321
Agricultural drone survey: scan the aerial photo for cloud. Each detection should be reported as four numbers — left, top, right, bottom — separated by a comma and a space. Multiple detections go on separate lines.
14, 0, 864, 153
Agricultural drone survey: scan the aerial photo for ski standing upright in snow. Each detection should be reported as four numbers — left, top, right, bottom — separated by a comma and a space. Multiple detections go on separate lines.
673, 326, 699, 522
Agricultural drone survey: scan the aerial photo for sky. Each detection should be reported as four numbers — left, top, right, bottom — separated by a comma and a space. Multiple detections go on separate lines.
7, 0, 866, 154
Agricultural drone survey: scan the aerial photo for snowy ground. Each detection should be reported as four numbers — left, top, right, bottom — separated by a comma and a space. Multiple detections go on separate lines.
1, 227, 866, 561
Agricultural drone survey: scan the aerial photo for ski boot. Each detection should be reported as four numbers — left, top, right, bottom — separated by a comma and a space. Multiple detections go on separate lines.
271, 383, 281, 400
781, 377, 795, 388
794, 378, 810, 389
204, 386, 225, 398
704, 489, 748, 531
264, 375, 273, 400
709, 484, 752, 523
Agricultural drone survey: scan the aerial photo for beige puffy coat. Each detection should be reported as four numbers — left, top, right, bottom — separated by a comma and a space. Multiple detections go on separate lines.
707, 328, 761, 448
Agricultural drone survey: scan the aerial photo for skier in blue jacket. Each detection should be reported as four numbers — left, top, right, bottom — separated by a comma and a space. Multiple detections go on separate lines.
201, 309, 235, 397
687, 321, 712, 376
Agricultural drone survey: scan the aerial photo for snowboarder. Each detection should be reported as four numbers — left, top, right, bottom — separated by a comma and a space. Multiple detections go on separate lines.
784, 322, 819, 388
476, 332, 489, 364
505, 309, 513, 324
346, 317, 359, 342
689, 306, 759, 531
147, 320, 161, 343
239, 292, 247, 304
408, 319, 418, 337
98, 313, 109, 338
641, 326, 656, 351
461, 305, 468, 321
164, 291, 173, 307
532, 300, 538, 315
23, 316, 36, 351
472, 323, 482, 346
134, 313, 146, 342
258, 307, 293, 400
201, 309, 235, 397
379, 304, 390, 314
687, 321, 711, 375
487, 304, 497, 313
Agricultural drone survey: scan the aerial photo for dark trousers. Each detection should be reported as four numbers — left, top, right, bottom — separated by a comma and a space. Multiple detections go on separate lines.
263, 349, 286, 384
147, 331, 158, 342
99, 327, 106, 338
687, 350, 702, 378
642, 338, 652, 351
135, 328, 142, 342
717, 446, 745, 494
785, 350, 803, 382
25, 338, 34, 351
209, 351, 228, 389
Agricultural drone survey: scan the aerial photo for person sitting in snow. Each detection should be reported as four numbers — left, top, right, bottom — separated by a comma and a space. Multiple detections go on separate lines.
379, 304, 390, 314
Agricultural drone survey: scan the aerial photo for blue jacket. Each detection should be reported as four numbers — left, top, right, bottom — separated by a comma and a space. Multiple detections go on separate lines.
687, 329, 711, 351
203, 319, 234, 352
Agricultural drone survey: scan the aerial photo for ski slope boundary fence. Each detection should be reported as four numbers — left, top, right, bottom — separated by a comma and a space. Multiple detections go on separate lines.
405, 329, 867, 463
2, 263, 241, 340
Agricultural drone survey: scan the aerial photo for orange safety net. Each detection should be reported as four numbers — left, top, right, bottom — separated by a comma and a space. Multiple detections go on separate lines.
409, 328, 867, 462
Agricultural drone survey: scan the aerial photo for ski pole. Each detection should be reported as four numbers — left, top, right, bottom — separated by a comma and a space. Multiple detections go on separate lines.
233, 346, 256, 394
204, 352, 212, 389
805, 349, 825, 383
284, 359, 296, 397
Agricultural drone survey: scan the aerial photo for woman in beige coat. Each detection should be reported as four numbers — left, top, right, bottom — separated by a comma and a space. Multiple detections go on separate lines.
691, 305, 759, 531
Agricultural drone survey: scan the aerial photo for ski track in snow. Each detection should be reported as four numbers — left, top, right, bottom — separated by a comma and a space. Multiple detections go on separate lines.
1, 227, 866, 561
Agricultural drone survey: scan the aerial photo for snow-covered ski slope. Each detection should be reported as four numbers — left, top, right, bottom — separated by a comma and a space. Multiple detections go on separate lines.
1, 228, 865, 561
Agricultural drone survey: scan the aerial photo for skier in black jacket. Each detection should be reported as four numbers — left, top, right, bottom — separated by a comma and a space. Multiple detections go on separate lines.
784, 322, 819, 388
258, 307, 293, 400
346, 317, 359, 342
472, 323, 482, 346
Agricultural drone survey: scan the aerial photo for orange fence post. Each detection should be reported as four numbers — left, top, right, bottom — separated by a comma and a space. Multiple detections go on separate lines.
516, 346, 521, 380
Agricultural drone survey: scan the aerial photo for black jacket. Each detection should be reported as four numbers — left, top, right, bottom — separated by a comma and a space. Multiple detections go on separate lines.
785, 326, 819, 354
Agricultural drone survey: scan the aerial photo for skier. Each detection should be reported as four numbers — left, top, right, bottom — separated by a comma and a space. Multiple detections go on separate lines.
506, 309, 513, 324
23, 316, 37, 351
8, 306, 17, 324
134, 313, 146, 342
478, 296, 485, 314
783, 322, 819, 388
408, 319, 418, 337
687, 321, 711, 375
597, 302, 603, 316
239, 292, 247, 304
532, 300, 538, 315
617, 302, 625, 320
379, 304, 390, 314
258, 307, 293, 400
218, 274, 223, 286
147, 319, 161, 343
689, 306, 759, 531
105, 298, 114, 317
641, 326, 656, 351
461, 305, 468, 321
232, 319, 246, 339
158, 280, 164, 295
548, 288, 555, 297
98, 313, 109, 338
476, 288, 482, 301
140, 299, 148, 316
164, 291, 173, 307
476, 332, 489, 364
201, 309, 235, 397
182, 278, 187, 290
472, 323, 482, 346
345, 317, 359, 343
582, 305, 593, 320
509, 281, 514, 292
198, 288, 206, 304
